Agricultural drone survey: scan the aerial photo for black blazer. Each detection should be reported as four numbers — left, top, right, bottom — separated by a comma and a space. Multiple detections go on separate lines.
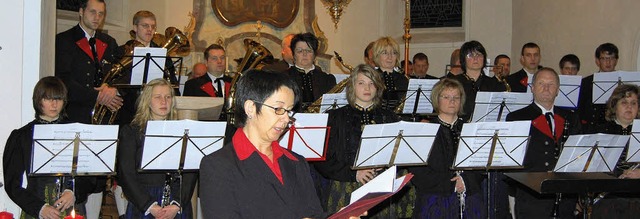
577, 74, 607, 127
506, 69, 529, 93
183, 74, 232, 97
199, 143, 326, 218
55, 25, 118, 124
450, 72, 503, 121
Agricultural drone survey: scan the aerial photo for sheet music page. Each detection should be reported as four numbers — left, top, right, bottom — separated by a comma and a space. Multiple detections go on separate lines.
319, 93, 348, 113
593, 71, 640, 104
333, 74, 350, 86
349, 166, 396, 204
278, 113, 329, 159
628, 119, 640, 162
354, 121, 439, 168
32, 123, 119, 175
472, 92, 532, 122
141, 120, 226, 170
554, 134, 629, 172
131, 47, 167, 85
453, 121, 530, 169
401, 79, 439, 114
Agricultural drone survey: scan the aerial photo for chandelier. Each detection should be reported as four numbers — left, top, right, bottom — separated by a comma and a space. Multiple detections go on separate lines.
320, 0, 352, 30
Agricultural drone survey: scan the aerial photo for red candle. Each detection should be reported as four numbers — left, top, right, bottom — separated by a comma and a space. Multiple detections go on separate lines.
0, 211, 13, 219
63, 210, 84, 219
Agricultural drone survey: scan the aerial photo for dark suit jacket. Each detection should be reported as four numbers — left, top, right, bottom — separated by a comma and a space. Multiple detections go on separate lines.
55, 25, 118, 124
577, 74, 606, 127
506, 69, 530, 93
199, 141, 326, 218
450, 72, 503, 121
183, 74, 232, 98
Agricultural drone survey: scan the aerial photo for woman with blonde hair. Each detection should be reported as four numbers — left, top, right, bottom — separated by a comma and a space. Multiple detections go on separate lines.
371, 37, 409, 110
117, 78, 196, 219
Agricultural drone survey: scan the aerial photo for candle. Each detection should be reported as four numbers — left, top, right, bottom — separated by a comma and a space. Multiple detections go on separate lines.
0, 211, 13, 219
63, 209, 84, 219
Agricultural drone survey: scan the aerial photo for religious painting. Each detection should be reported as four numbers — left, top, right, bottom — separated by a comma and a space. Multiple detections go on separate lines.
212, 0, 299, 28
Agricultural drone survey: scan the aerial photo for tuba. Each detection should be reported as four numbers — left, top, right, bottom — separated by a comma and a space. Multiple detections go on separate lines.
226, 39, 274, 125
305, 51, 353, 113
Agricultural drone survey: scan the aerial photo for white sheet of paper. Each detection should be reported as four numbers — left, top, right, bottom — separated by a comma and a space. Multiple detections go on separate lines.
31, 123, 119, 175
349, 166, 396, 204
401, 79, 439, 114
453, 121, 531, 168
472, 92, 532, 122
131, 47, 167, 85
628, 120, 640, 162
333, 74, 350, 87
141, 120, 226, 170
354, 121, 439, 168
279, 113, 329, 159
319, 93, 348, 113
592, 71, 640, 104
554, 134, 629, 172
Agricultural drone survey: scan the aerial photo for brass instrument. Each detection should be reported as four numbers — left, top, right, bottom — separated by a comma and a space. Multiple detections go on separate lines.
226, 39, 274, 125
305, 51, 353, 113
493, 65, 511, 92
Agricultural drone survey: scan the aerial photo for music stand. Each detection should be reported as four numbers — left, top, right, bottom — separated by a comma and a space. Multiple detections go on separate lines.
124, 47, 183, 87
628, 119, 640, 162
398, 79, 438, 117
278, 113, 330, 161
471, 92, 532, 122
352, 121, 439, 169
318, 93, 348, 113
31, 123, 119, 214
553, 134, 629, 173
593, 71, 640, 104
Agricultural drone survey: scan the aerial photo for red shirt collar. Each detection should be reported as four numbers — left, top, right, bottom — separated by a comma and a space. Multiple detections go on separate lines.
233, 128, 298, 161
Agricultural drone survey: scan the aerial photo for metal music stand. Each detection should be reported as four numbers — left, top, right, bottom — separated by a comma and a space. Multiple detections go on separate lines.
592, 71, 640, 104
398, 79, 439, 121
505, 172, 640, 219
471, 92, 532, 122
279, 113, 330, 161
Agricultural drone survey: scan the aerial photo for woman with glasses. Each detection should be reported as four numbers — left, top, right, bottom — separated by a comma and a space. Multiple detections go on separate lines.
117, 78, 197, 219
199, 69, 327, 218
371, 37, 409, 110
3, 76, 82, 219
590, 84, 640, 218
315, 64, 404, 216
451, 40, 503, 121
286, 32, 336, 111
407, 78, 486, 218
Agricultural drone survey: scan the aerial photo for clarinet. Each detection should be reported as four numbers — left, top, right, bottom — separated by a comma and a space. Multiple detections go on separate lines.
456, 171, 466, 219
550, 118, 571, 218
161, 173, 172, 207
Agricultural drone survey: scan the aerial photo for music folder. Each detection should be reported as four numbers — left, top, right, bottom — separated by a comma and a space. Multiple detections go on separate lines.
593, 71, 640, 104
399, 79, 439, 114
471, 92, 532, 122
453, 121, 530, 170
352, 121, 439, 169
140, 120, 226, 172
328, 166, 413, 219
554, 133, 629, 172
628, 119, 640, 162
278, 113, 330, 161
31, 123, 119, 176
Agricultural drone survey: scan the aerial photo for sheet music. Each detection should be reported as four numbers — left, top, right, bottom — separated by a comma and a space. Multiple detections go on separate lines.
628, 119, 640, 162
400, 79, 439, 114
354, 121, 439, 168
527, 75, 583, 108
279, 113, 329, 160
31, 123, 119, 175
453, 121, 530, 169
131, 47, 167, 85
554, 134, 629, 172
319, 93, 348, 113
471, 92, 532, 122
141, 120, 226, 170
593, 71, 640, 104
333, 73, 349, 86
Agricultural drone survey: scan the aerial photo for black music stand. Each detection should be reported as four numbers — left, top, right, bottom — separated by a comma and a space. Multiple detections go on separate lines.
116, 49, 183, 88
279, 113, 330, 161
505, 172, 640, 219
592, 71, 640, 104
398, 79, 439, 121
471, 92, 531, 122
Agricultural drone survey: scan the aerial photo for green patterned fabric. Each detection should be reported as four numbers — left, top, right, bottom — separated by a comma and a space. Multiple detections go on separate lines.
20, 182, 70, 219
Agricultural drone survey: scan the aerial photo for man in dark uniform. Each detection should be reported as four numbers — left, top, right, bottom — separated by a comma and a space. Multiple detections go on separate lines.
183, 44, 232, 121
507, 42, 542, 92
506, 67, 581, 219
410, 53, 437, 79
577, 43, 619, 127
54, 0, 119, 218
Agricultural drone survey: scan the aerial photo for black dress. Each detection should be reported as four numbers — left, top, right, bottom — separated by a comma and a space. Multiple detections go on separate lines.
377, 67, 409, 111
3, 118, 82, 218
451, 71, 503, 121
314, 104, 415, 217
117, 124, 197, 219
286, 65, 336, 111
407, 117, 486, 218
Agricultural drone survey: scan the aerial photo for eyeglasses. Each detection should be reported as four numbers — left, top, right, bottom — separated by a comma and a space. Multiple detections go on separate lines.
598, 56, 617, 62
466, 52, 484, 59
439, 95, 461, 102
254, 101, 295, 117
294, 48, 314, 55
